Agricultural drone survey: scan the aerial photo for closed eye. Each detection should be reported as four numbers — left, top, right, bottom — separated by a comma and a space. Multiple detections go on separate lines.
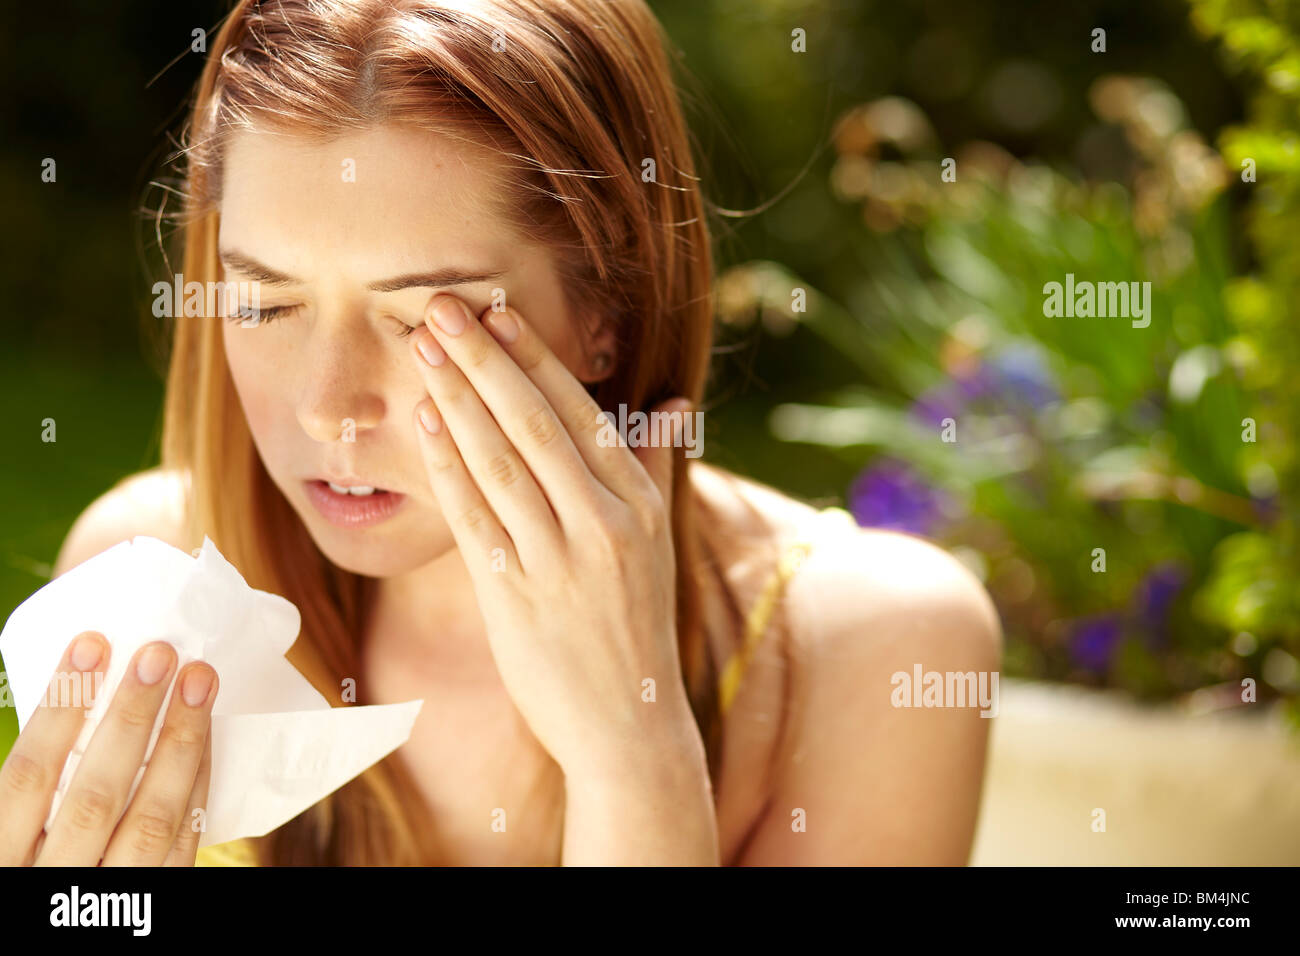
225, 306, 419, 338
226, 304, 296, 327
384, 315, 420, 338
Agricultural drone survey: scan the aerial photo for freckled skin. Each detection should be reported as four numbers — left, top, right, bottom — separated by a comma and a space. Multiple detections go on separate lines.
219, 124, 604, 587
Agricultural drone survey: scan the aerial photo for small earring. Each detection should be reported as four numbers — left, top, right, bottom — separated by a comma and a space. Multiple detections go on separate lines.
591, 352, 613, 376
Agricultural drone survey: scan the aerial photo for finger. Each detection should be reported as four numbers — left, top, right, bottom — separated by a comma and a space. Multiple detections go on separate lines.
36, 641, 177, 866
162, 715, 213, 866
410, 317, 565, 562
629, 398, 691, 516
0, 631, 109, 866
412, 397, 522, 578
103, 661, 217, 866
477, 302, 658, 505
25, 830, 47, 867
420, 294, 612, 519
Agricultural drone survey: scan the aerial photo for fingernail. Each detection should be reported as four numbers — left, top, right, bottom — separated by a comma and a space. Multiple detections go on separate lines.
181, 666, 214, 707
136, 643, 172, 685
431, 297, 468, 336
71, 634, 103, 672
419, 403, 442, 435
416, 330, 445, 367
485, 309, 518, 344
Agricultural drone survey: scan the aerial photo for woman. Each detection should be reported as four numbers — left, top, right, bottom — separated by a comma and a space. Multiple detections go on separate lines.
1, 0, 1001, 866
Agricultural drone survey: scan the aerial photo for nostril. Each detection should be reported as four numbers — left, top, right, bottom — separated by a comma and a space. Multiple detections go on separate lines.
297, 390, 385, 443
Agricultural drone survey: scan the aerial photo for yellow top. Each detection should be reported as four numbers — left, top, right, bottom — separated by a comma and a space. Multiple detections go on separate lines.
195, 837, 260, 866
715, 537, 814, 717
195, 532, 819, 867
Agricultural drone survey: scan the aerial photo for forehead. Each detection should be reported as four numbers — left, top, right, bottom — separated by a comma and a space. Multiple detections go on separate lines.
218, 124, 514, 276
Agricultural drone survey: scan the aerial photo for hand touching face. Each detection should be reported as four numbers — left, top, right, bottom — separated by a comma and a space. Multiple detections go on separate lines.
406, 291, 696, 778
217, 123, 613, 578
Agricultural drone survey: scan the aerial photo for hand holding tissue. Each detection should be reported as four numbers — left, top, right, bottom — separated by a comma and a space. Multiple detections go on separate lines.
0, 536, 424, 850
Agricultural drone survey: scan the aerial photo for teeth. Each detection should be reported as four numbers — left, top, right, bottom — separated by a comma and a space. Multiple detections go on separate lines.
327, 482, 377, 496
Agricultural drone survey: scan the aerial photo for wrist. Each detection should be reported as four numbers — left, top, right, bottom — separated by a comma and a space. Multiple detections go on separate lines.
561, 697, 708, 790
560, 716, 719, 866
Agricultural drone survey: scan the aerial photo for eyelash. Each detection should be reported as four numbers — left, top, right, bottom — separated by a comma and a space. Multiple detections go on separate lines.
227, 306, 418, 337
228, 305, 293, 326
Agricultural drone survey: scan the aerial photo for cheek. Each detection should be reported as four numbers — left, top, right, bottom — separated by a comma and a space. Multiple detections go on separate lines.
222, 326, 286, 441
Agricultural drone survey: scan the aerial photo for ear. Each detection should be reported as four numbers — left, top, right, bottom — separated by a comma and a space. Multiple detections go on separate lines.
577, 310, 619, 382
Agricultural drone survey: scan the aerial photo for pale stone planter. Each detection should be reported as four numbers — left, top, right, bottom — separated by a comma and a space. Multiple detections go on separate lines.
969, 678, 1300, 865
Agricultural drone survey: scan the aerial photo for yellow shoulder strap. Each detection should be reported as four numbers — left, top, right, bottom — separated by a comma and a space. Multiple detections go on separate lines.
195, 839, 259, 867
716, 539, 813, 717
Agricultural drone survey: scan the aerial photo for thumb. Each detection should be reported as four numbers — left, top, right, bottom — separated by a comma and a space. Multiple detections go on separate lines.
631, 398, 692, 512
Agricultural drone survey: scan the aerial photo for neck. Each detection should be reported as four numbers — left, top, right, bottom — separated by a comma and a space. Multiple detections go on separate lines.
363, 475, 732, 679
368, 541, 498, 678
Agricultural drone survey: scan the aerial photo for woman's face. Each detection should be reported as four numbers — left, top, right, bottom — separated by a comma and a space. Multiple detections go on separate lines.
218, 123, 597, 577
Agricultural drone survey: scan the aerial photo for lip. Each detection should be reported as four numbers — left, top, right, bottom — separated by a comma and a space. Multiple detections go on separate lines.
303, 480, 407, 528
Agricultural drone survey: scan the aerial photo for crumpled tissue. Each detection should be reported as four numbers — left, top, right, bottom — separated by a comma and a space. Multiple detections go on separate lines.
0, 535, 424, 848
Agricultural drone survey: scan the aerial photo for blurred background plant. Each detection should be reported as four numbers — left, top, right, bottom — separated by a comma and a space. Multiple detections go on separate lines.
740, 80, 1289, 710
1185, 0, 1300, 718
2, 0, 1296, 756
685, 0, 1298, 720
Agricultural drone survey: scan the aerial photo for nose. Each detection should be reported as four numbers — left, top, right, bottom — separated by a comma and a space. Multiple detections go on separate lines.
296, 320, 386, 443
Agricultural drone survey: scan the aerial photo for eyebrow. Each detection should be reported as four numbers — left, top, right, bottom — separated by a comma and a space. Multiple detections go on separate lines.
218, 248, 507, 292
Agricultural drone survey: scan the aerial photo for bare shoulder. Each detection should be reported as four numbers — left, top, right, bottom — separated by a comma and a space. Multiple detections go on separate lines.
728, 503, 1004, 863
51, 468, 190, 578
690, 460, 1000, 653
784, 521, 1003, 663
690, 463, 1004, 862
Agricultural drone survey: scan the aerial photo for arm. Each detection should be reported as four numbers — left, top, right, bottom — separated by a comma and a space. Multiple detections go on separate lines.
738, 527, 1003, 865
560, 720, 719, 866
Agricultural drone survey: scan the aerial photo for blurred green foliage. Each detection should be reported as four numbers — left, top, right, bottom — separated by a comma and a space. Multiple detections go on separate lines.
1185, 0, 1300, 721
704, 4, 1297, 716
734, 87, 1274, 701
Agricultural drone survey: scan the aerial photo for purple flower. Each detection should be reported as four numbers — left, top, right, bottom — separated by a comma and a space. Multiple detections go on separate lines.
986, 345, 1059, 407
911, 384, 964, 428
1132, 562, 1186, 648
909, 345, 1057, 426
1252, 494, 1281, 527
848, 458, 946, 536
956, 364, 1001, 401
1069, 613, 1124, 674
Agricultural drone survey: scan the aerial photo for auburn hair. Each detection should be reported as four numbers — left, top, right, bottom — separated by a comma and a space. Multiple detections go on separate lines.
159, 0, 755, 864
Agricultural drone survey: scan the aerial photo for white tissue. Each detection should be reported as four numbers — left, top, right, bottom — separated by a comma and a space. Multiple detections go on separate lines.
0, 535, 424, 849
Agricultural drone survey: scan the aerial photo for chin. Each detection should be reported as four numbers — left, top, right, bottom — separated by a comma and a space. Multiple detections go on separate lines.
304, 518, 452, 579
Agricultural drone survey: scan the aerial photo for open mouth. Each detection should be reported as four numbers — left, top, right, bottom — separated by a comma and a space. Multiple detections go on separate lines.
322, 481, 389, 497
303, 480, 406, 527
